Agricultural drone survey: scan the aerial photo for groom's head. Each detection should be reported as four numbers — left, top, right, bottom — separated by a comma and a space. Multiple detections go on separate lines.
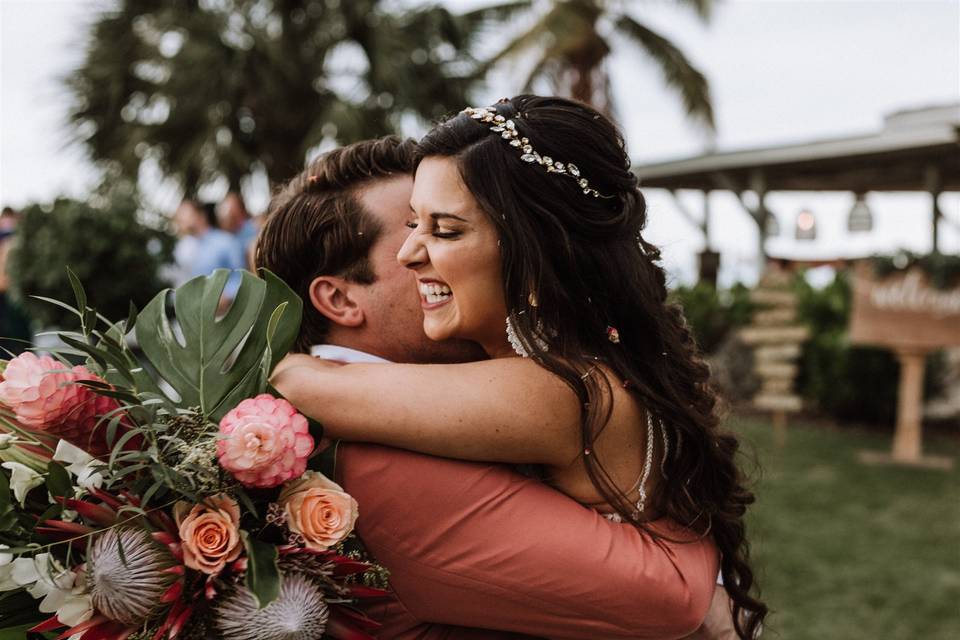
256, 136, 484, 364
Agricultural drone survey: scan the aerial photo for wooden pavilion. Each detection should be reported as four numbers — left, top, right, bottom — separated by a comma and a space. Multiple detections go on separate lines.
633, 103, 960, 272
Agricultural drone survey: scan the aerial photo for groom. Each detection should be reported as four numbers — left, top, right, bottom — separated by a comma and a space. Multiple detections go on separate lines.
257, 136, 734, 639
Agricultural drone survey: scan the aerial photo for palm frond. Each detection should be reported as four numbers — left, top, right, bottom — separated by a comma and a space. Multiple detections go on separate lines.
467, 11, 554, 81
614, 14, 715, 131
673, 0, 715, 23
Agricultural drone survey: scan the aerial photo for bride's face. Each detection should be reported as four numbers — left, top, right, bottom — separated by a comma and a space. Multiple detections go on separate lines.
399, 156, 510, 356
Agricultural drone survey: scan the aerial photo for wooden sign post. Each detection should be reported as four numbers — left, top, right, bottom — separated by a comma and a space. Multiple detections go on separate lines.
740, 265, 809, 446
850, 263, 959, 469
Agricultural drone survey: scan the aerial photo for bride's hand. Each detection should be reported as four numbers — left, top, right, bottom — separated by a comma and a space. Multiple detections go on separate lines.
270, 354, 342, 406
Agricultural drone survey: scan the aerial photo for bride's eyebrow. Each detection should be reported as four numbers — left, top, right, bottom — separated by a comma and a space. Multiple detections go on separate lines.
430, 212, 468, 223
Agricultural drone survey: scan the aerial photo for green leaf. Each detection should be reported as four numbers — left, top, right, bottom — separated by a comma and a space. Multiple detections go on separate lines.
58, 334, 109, 372
241, 531, 281, 608
125, 301, 138, 334
34, 503, 63, 525
66, 267, 88, 326
0, 510, 19, 533
0, 467, 10, 511
135, 269, 301, 421
45, 462, 72, 500
233, 488, 258, 519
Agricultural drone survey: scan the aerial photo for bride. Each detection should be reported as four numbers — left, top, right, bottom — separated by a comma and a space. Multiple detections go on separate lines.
272, 95, 766, 639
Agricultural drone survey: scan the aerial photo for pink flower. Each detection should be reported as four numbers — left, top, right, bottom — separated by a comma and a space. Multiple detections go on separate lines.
0, 353, 118, 456
217, 394, 313, 489
279, 471, 358, 551
174, 494, 242, 575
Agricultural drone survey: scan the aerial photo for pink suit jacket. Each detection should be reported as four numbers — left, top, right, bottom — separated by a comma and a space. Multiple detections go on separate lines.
336, 443, 719, 640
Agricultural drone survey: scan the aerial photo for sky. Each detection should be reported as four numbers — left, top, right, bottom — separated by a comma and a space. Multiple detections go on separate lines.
1, 0, 958, 286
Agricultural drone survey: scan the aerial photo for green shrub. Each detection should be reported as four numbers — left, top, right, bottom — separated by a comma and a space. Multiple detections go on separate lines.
7, 182, 173, 330
673, 272, 948, 426
670, 282, 755, 354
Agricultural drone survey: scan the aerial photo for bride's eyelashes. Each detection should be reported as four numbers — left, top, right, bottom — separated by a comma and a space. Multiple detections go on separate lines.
404, 220, 463, 239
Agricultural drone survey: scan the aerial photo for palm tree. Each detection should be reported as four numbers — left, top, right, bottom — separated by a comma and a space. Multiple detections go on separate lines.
66, 0, 473, 193
463, 0, 715, 130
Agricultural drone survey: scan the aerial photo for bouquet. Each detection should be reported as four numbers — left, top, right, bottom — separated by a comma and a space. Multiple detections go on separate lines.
0, 269, 388, 639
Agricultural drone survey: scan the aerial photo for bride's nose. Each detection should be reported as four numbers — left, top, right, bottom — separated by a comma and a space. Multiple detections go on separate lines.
397, 228, 427, 270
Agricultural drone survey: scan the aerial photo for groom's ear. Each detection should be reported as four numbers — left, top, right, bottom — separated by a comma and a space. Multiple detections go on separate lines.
307, 276, 365, 328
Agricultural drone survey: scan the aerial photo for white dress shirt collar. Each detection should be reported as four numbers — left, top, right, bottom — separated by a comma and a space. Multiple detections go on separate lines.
309, 344, 391, 364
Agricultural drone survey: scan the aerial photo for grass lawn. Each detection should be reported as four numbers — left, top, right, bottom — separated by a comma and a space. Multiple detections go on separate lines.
731, 415, 960, 640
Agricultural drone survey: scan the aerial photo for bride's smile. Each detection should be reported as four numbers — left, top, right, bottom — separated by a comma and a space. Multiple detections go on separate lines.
417, 279, 452, 307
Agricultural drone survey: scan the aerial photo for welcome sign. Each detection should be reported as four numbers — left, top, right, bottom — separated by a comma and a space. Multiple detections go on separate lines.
850, 263, 960, 350
850, 261, 957, 468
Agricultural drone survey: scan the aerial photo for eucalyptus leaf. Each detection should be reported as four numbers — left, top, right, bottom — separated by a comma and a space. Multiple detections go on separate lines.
135, 269, 301, 421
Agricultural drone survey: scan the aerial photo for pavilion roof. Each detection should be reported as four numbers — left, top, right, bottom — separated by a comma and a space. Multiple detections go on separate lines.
634, 104, 960, 192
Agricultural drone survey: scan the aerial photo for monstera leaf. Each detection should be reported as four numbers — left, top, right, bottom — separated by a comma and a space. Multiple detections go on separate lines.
135, 269, 302, 422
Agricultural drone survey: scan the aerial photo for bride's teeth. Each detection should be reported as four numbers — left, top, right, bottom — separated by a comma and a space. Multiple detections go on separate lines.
420, 282, 452, 302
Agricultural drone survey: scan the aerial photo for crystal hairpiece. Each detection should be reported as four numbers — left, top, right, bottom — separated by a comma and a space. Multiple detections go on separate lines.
461, 106, 613, 199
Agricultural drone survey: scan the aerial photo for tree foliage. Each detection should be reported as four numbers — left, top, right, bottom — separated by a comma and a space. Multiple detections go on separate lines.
66, 0, 716, 195
7, 181, 174, 329
466, 0, 715, 128
67, 0, 474, 192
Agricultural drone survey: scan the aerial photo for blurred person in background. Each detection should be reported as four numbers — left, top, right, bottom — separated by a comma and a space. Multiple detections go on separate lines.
173, 199, 246, 309
0, 207, 21, 232
217, 191, 260, 268
0, 209, 32, 355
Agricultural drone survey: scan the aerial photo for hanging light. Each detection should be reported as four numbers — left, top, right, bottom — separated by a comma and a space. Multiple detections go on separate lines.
795, 208, 817, 240
847, 192, 874, 232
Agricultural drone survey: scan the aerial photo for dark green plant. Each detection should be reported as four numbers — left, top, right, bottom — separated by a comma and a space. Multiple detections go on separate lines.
671, 281, 755, 354
871, 251, 960, 289
7, 182, 173, 329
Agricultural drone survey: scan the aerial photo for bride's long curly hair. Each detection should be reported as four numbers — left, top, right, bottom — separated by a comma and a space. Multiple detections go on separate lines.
417, 95, 766, 638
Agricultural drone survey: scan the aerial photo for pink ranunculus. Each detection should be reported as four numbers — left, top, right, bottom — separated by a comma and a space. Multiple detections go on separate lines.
0, 353, 118, 456
216, 394, 314, 489
174, 494, 243, 575
278, 471, 358, 551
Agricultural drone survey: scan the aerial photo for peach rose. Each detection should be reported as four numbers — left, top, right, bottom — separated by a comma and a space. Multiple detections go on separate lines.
278, 471, 358, 551
174, 494, 242, 575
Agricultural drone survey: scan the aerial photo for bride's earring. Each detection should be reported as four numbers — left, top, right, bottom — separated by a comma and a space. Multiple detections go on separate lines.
506, 312, 550, 358
506, 313, 530, 358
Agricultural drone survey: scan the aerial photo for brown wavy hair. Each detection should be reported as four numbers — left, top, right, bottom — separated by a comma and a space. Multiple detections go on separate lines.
416, 95, 766, 638
255, 136, 417, 352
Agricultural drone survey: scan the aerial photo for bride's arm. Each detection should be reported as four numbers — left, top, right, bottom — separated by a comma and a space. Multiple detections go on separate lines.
271, 354, 584, 465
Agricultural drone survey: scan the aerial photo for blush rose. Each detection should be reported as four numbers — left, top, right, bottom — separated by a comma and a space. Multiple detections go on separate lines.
174, 494, 242, 575
278, 472, 358, 551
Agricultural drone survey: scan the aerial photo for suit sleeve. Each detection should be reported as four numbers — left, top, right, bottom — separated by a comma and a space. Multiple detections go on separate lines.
337, 444, 718, 640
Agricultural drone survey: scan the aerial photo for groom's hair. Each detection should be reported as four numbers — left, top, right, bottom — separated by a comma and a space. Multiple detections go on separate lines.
256, 136, 417, 352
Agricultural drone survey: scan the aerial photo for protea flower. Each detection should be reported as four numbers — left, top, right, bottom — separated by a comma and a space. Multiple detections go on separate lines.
212, 573, 329, 640
86, 527, 178, 625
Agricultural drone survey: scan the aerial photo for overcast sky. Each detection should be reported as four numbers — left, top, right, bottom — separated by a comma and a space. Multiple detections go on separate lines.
1, 0, 958, 285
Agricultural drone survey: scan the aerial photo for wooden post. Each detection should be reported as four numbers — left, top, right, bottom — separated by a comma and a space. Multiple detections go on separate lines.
773, 410, 788, 448
891, 349, 927, 462
925, 165, 942, 254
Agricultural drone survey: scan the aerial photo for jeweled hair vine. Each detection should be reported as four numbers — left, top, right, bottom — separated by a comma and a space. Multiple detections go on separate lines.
460, 104, 614, 199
